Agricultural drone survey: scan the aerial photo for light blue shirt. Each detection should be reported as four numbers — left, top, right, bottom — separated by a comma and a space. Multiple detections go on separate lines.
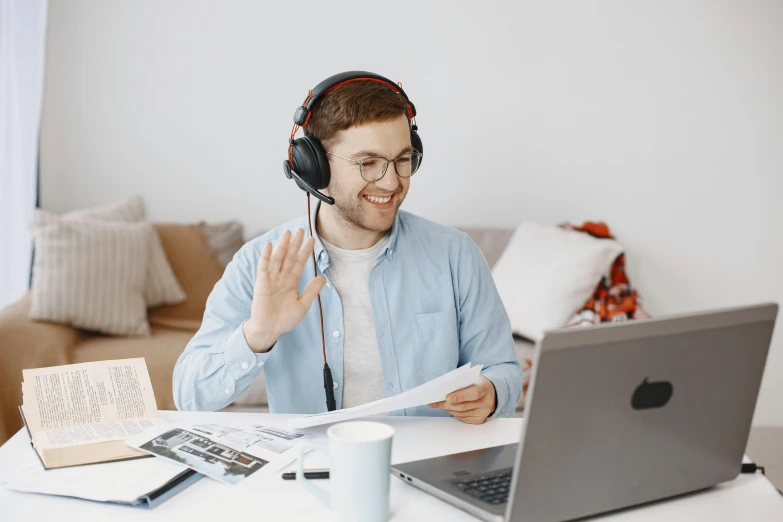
173, 203, 522, 418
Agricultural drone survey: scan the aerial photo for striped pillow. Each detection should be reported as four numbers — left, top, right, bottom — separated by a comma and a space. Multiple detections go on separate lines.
32, 195, 146, 223
34, 196, 186, 308
29, 220, 153, 336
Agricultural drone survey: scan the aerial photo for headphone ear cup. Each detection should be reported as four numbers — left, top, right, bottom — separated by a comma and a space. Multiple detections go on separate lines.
305, 135, 330, 190
410, 128, 423, 166
291, 135, 331, 190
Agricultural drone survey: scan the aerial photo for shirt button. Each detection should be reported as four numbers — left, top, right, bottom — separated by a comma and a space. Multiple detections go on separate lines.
326, 281, 332, 288
257, 361, 264, 368
388, 249, 393, 256
333, 381, 339, 389
332, 330, 340, 338
241, 362, 249, 370
224, 389, 230, 394
389, 382, 395, 389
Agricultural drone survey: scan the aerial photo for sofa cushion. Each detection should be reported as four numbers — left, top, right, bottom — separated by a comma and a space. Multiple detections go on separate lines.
30, 220, 154, 337
147, 224, 227, 330
36, 196, 146, 222
69, 326, 195, 411
492, 222, 623, 341
34, 196, 186, 309
201, 220, 245, 268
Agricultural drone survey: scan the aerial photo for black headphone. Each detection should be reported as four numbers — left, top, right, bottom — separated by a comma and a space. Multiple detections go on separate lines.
283, 71, 423, 205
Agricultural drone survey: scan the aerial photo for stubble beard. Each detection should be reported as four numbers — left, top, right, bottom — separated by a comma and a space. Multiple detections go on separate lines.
331, 182, 403, 234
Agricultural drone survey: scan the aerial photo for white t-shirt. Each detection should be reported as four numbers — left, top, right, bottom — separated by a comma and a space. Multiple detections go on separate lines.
321, 234, 390, 409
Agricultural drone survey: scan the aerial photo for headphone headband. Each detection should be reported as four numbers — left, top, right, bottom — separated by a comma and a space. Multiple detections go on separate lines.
293, 71, 417, 126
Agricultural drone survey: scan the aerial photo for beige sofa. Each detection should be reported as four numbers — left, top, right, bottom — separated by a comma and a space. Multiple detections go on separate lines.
0, 225, 532, 446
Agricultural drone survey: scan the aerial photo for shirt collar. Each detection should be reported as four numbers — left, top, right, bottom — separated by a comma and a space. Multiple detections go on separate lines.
384, 212, 401, 259
310, 200, 401, 270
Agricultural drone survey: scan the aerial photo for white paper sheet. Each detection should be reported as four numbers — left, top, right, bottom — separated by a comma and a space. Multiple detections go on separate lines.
0, 456, 189, 504
288, 363, 484, 429
125, 422, 318, 486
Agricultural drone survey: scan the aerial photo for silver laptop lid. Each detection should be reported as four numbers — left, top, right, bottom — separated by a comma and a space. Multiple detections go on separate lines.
507, 303, 777, 522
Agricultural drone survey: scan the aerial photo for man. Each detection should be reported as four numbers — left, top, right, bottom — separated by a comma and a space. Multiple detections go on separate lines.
173, 73, 522, 424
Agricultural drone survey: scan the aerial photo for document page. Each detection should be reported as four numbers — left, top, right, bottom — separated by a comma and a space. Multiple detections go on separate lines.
21, 358, 159, 444
288, 363, 483, 429
126, 422, 318, 486
0, 454, 190, 504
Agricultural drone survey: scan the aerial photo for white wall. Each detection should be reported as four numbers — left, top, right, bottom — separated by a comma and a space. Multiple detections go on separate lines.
40, 1, 783, 425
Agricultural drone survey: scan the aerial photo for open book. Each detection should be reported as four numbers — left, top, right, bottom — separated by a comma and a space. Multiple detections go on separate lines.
19, 358, 167, 469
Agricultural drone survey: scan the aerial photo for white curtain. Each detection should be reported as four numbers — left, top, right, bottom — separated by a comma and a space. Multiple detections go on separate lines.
0, 0, 47, 308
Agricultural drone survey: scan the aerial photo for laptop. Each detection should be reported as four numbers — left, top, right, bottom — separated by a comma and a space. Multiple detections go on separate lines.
392, 303, 778, 522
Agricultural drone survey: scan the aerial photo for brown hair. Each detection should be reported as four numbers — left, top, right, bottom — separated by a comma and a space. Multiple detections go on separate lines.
305, 80, 410, 149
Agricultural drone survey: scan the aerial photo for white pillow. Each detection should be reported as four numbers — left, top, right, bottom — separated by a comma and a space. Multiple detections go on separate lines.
30, 220, 153, 336
491, 222, 624, 341
33, 196, 186, 308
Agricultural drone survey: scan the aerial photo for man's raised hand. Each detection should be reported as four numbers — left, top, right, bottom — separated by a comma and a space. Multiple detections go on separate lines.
242, 228, 326, 353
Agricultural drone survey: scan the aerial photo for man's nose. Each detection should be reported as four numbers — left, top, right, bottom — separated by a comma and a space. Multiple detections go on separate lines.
376, 162, 400, 191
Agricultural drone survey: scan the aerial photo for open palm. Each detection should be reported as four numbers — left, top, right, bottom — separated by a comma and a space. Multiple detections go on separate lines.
245, 228, 326, 352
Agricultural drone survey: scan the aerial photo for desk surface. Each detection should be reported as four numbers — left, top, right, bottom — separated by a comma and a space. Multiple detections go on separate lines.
1, 411, 782, 521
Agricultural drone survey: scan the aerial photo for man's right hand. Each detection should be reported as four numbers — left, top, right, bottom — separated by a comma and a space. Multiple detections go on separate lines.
242, 228, 326, 353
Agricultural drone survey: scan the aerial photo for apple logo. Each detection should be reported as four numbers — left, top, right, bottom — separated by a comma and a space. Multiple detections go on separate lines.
631, 378, 673, 410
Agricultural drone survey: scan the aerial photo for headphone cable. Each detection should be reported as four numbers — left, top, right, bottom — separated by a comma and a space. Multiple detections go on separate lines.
307, 193, 337, 411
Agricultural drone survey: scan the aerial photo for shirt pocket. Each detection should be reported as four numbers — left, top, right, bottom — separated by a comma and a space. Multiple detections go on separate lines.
410, 309, 460, 375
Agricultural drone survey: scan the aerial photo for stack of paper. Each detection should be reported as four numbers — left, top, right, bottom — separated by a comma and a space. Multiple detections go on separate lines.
289, 363, 483, 429
1, 456, 198, 506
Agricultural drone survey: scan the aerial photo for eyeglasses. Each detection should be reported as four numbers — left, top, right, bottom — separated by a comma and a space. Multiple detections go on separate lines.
326, 150, 423, 182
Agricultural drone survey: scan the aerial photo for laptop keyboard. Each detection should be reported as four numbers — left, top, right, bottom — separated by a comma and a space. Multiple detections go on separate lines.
447, 468, 513, 505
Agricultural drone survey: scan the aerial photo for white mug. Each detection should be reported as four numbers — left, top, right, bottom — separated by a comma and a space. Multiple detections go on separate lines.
298, 421, 394, 522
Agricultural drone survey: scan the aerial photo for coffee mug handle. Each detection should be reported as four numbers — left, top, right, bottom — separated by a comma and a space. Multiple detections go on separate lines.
297, 443, 330, 509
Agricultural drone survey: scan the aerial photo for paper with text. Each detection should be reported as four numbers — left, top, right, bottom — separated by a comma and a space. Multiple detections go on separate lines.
21, 358, 160, 448
35, 418, 168, 449
288, 363, 483, 429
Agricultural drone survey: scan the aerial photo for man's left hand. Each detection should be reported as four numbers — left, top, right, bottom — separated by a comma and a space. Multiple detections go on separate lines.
428, 375, 497, 424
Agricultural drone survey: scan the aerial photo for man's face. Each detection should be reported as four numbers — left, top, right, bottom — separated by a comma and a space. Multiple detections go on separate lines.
324, 113, 412, 233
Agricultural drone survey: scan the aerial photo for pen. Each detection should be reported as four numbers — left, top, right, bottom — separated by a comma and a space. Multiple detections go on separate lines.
281, 468, 330, 480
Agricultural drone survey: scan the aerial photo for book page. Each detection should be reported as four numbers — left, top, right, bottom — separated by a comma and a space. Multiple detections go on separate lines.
21, 358, 158, 437
34, 418, 168, 450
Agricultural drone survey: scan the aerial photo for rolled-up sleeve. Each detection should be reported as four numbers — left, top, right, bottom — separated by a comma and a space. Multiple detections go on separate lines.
456, 237, 523, 418
173, 243, 274, 411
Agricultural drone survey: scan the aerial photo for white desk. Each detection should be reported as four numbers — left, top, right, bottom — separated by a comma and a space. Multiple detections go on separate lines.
1, 411, 781, 521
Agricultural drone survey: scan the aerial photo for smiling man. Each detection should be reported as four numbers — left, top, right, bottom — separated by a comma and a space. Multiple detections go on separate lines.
173, 72, 522, 424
